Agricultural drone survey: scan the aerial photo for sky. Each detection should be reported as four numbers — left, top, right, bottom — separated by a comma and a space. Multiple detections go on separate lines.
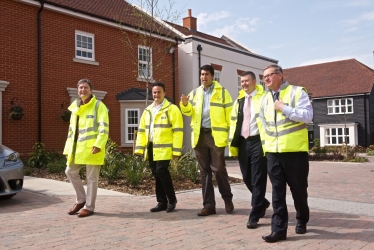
154, 0, 374, 69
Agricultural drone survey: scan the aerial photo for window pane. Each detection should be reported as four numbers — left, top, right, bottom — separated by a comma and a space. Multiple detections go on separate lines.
341, 99, 345, 105
335, 107, 339, 113
77, 41, 81, 48
82, 41, 87, 49
77, 35, 81, 41
338, 128, 342, 135
326, 129, 330, 135
332, 129, 336, 135
347, 99, 352, 104
88, 43, 92, 49
347, 106, 352, 112
82, 51, 87, 57
77, 50, 81, 56
327, 100, 332, 106
338, 137, 343, 144
334, 100, 339, 105
332, 137, 336, 144
87, 53, 92, 58
328, 107, 333, 114
88, 37, 92, 43
82, 36, 87, 42
345, 128, 349, 135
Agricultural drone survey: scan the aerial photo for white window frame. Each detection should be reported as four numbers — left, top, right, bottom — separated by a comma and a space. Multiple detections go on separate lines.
327, 98, 353, 115
214, 70, 221, 82
75, 31, 95, 61
318, 123, 358, 147
125, 108, 140, 143
138, 45, 152, 79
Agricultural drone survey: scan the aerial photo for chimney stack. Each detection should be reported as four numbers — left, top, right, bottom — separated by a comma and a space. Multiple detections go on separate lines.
183, 9, 197, 32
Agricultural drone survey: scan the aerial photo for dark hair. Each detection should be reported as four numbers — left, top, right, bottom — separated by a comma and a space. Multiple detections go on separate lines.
241, 71, 256, 80
264, 64, 283, 74
152, 82, 166, 92
77, 78, 93, 90
200, 65, 214, 76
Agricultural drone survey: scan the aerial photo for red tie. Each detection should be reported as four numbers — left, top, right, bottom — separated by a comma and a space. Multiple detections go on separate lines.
241, 95, 251, 139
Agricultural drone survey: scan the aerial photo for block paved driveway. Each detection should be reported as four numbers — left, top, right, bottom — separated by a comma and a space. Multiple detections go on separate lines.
1, 159, 374, 249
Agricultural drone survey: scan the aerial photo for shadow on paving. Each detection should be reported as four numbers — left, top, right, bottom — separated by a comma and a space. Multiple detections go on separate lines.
0, 190, 65, 214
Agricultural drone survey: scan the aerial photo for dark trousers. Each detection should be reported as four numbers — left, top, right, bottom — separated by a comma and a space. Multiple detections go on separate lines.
238, 136, 270, 221
266, 152, 309, 235
148, 143, 176, 205
194, 130, 233, 209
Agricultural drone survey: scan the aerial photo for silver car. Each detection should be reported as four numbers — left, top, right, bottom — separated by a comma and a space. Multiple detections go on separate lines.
0, 145, 24, 199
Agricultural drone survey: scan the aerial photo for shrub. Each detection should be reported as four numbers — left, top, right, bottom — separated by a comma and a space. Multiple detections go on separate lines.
170, 150, 200, 183
123, 154, 149, 186
101, 139, 125, 184
367, 150, 374, 156
47, 161, 66, 173
28, 142, 51, 168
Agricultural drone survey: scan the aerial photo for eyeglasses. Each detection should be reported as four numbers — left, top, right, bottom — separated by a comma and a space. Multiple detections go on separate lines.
263, 72, 279, 79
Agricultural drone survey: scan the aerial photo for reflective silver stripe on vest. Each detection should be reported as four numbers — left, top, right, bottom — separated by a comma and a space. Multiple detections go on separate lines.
255, 113, 259, 119
153, 143, 173, 148
223, 102, 233, 108
79, 127, 95, 134
266, 117, 294, 127
93, 100, 101, 132
138, 128, 146, 132
261, 140, 265, 145
172, 147, 182, 152
289, 85, 298, 108
154, 124, 172, 128
97, 122, 109, 127
210, 102, 224, 107
135, 146, 145, 150
172, 128, 183, 132
67, 134, 72, 139
228, 138, 232, 143
98, 129, 109, 135
77, 135, 97, 142
145, 125, 150, 129
212, 127, 229, 132
265, 123, 306, 137
231, 115, 237, 121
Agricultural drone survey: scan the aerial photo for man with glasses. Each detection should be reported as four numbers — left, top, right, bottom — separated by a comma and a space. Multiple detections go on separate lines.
259, 65, 313, 242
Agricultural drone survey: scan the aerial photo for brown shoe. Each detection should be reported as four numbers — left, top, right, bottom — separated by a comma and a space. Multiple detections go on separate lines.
225, 201, 234, 214
197, 208, 216, 216
67, 202, 86, 215
77, 209, 94, 218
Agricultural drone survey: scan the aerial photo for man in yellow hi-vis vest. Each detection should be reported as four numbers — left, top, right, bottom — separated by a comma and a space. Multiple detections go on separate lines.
64, 79, 109, 218
135, 82, 183, 213
180, 65, 234, 216
259, 65, 313, 243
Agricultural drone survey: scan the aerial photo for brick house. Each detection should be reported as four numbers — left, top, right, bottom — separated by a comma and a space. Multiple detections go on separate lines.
1, 0, 180, 154
283, 59, 374, 147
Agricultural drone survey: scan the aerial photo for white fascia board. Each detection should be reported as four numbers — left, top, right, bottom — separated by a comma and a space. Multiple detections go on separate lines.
312, 93, 369, 100
14, 0, 175, 43
222, 34, 254, 52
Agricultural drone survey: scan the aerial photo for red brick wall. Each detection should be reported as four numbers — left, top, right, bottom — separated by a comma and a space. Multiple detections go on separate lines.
1, 1, 178, 155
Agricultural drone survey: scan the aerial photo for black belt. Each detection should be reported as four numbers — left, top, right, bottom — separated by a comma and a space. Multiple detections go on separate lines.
200, 127, 212, 132
241, 134, 260, 141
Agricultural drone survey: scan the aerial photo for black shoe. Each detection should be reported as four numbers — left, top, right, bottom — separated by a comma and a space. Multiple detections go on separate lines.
260, 201, 270, 218
295, 223, 307, 234
225, 201, 234, 214
166, 202, 177, 213
150, 203, 167, 212
246, 220, 258, 229
262, 232, 287, 243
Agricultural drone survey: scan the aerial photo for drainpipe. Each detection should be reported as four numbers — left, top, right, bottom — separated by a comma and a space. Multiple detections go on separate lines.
197, 45, 202, 86
364, 93, 368, 146
37, 0, 45, 143
170, 38, 178, 104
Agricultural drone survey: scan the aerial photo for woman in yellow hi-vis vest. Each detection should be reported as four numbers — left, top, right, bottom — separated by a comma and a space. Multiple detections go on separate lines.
259, 65, 313, 243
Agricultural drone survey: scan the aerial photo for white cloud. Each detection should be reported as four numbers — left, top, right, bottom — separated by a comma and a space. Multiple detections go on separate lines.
196, 11, 230, 29
343, 10, 374, 26
267, 44, 285, 50
343, 27, 357, 33
210, 18, 259, 37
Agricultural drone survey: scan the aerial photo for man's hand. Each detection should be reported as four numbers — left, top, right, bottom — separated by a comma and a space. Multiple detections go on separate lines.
274, 99, 285, 112
92, 146, 101, 154
180, 94, 190, 106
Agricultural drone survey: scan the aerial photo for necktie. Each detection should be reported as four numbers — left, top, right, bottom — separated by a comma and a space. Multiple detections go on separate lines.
241, 95, 251, 139
273, 92, 279, 102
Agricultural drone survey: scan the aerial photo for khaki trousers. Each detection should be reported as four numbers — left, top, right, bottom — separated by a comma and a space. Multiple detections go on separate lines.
65, 160, 101, 212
